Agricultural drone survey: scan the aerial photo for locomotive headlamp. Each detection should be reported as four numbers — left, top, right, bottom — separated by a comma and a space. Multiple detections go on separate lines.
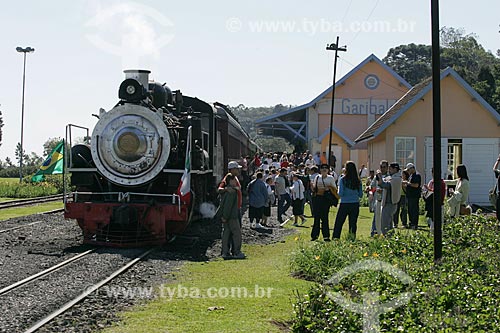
114, 128, 145, 162
119, 78, 145, 102
126, 85, 136, 95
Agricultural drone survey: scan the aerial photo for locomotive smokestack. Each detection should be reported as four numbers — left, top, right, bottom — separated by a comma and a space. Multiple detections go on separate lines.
123, 69, 151, 89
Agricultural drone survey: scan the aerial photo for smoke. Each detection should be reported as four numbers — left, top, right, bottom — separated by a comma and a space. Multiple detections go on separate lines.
199, 202, 217, 219
85, 1, 174, 69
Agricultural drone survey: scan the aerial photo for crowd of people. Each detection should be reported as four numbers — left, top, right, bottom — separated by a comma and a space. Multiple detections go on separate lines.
215, 150, 500, 260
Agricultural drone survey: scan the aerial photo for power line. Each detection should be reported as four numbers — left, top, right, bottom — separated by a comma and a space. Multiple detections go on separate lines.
341, 0, 354, 23
347, 0, 381, 45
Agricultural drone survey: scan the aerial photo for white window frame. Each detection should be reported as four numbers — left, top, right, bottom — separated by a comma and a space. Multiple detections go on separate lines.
394, 136, 416, 167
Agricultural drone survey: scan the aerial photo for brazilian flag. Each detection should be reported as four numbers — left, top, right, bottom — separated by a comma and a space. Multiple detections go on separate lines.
32, 141, 64, 182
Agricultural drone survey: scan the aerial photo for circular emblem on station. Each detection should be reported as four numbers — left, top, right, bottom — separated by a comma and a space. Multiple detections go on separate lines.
364, 74, 380, 90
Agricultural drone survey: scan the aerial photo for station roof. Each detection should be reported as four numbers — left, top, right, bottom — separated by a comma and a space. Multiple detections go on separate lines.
355, 67, 500, 143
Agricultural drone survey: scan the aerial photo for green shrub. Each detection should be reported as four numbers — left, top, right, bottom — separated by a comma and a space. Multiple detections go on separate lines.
0, 174, 68, 198
290, 214, 500, 332
0, 182, 59, 198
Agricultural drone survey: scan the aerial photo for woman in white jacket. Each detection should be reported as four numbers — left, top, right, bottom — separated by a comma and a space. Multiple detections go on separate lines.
444, 164, 470, 217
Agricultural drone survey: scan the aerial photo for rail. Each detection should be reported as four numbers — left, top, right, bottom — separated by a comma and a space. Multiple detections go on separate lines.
0, 249, 95, 296
22, 248, 154, 333
0, 194, 64, 210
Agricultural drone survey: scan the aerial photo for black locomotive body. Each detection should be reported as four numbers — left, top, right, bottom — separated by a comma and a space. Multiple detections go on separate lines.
64, 70, 255, 247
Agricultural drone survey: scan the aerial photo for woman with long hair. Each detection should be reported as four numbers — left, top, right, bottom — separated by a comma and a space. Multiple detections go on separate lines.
333, 161, 363, 239
445, 164, 470, 217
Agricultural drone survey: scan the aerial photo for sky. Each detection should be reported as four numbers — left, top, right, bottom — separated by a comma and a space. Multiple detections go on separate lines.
0, 0, 498, 160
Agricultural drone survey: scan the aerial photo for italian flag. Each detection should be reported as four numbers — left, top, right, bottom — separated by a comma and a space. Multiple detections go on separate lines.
177, 126, 192, 203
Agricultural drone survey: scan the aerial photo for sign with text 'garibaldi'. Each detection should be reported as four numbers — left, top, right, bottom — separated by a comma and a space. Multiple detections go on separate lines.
318, 98, 397, 115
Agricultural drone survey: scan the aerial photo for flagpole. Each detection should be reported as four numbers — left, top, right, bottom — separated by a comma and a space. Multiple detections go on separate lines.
62, 138, 66, 204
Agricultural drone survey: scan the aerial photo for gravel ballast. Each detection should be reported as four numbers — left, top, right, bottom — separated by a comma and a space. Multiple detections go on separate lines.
0, 208, 294, 333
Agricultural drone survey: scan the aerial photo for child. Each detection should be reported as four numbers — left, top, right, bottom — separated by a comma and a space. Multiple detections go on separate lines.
217, 173, 245, 260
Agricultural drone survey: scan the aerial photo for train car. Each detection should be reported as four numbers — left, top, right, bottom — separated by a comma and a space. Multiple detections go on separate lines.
64, 70, 252, 247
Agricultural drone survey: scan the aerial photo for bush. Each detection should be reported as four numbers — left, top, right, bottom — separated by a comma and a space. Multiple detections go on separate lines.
290, 214, 500, 332
0, 174, 67, 198
0, 182, 59, 198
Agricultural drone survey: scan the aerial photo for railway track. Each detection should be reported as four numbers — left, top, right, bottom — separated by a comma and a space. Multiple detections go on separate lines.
0, 249, 95, 296
0, 247, 155, 333
23, 248, 154, 333
0, 208, 64, 234
0, 194, 64, 210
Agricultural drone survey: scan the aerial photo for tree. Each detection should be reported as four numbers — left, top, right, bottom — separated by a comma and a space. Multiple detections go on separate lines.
473, 66, 497, 109
25, 152, 43, 167
383, 27, 500, 111
383, 43, 432, 85
440, 27, 498, 85
4, 157, 13, 167
43, 137, 64, 158
254, 137, 294, 153
15, 142, 28, 166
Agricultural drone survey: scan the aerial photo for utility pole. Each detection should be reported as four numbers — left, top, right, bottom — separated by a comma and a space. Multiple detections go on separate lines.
431, 0, 443, 262
326, 37, 347, 168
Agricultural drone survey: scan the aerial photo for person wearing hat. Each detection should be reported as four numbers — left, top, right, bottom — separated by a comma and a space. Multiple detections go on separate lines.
377, 162, 402, 235
216, 173, 245, 259
403, 162, 421, 230
218, 161, 243, 256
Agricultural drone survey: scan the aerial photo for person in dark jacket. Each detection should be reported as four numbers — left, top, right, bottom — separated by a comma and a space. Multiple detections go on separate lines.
217, 174, 245, 260
403, 163, 421, 230
247, 172, 269, 229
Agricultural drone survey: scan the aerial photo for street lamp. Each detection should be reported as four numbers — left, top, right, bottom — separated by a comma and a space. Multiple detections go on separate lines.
326, 37, 346, 168
16, 46, 35, 183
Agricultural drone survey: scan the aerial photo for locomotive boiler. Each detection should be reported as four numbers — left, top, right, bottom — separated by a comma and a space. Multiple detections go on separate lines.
64, 70, 255, 247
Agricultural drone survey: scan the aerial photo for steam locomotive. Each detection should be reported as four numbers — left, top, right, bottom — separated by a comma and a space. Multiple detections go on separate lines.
64, 70, 256, 247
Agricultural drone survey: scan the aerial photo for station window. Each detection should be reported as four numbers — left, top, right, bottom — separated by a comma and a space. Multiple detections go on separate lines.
394, 137, 416, 167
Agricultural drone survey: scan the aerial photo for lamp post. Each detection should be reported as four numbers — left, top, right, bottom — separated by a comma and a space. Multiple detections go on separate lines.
326, 37, 346, 168
16, 46, 35, 183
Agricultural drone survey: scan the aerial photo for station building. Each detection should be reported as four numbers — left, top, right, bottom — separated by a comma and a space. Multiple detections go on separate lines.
255, 54, 500, 204
356, 67, 500, 204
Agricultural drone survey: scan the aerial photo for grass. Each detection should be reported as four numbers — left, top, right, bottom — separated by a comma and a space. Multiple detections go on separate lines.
103, 205, 422, 333
0, 177, 20, 185
0, 202, 63, 221
289, 212, 500, 331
